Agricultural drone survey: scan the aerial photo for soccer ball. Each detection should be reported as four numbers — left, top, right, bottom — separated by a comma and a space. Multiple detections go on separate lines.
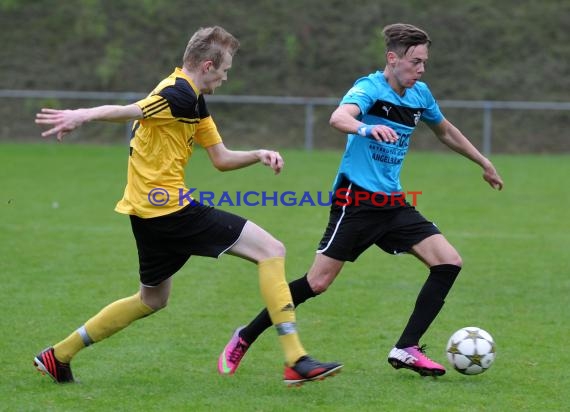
446, 327, 496, 375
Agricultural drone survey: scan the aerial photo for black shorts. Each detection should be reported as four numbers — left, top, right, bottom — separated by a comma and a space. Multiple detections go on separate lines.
317, 180, 441, 261
129, 203, 247, 286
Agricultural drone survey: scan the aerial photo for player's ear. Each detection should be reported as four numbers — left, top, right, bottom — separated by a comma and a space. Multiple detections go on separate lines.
202, 60, 214, 73
386, 51, 398, 65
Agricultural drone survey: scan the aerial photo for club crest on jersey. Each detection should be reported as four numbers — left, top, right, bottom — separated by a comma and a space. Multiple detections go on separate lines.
413, 111, 421, 125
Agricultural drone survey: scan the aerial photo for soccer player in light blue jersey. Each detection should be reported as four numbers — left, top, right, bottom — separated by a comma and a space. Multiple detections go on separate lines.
219, 23, 503, 377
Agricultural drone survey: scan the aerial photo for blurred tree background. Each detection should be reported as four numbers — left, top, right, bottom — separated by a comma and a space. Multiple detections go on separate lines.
0, 0, 568, 151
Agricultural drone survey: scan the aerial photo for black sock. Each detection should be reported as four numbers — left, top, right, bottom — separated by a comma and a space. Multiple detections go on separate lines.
395, 264, 461, 349
240, 274, 317, 345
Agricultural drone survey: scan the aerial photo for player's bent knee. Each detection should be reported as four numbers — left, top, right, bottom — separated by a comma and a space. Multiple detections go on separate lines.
141, 296, 169, 311
449, 254, 463, 268
438, 248, 462, 268
307, 273, 334, 294
262, 238, 286, 259
155, 299, 169, 311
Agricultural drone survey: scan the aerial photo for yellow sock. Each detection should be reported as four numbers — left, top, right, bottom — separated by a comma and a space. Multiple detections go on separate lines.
258, 257, 307, 366
53, 292, 154, 363
53, 331, 83, 364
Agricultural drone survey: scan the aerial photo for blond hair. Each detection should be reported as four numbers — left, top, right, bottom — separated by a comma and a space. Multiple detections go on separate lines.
183, 26, 240, 70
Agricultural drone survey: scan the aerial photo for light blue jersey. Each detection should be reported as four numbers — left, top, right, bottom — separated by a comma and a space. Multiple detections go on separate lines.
333, 71, 444, 194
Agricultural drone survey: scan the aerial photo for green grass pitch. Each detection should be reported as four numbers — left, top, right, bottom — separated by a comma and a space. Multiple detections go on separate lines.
0, 143, 568, 411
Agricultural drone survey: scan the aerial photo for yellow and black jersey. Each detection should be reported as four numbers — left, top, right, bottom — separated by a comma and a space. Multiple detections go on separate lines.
115, 67, 222, 218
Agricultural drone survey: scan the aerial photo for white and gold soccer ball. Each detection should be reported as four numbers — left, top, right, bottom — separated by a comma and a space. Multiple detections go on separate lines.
446, 327, 496, 375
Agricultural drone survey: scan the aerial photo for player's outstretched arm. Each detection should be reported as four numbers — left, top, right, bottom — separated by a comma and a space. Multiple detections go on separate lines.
429, 119, 504, 190
206, 142, 284, 174
35, 104, 143, 141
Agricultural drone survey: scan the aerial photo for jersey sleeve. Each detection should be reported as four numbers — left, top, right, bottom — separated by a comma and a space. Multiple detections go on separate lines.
134, 79, 202, 123
195, 95, 222, 147
419, 84, 444, 124
339, 77, 376, 118
134, 94, 173, 122
195, 116, 222, 147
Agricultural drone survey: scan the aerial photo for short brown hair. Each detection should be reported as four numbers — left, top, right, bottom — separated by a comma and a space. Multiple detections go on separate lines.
183, 26, 240, 70
382, 23, 431, 56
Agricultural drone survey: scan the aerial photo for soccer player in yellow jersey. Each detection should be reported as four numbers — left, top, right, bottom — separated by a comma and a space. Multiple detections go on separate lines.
33, 26, 342, 386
